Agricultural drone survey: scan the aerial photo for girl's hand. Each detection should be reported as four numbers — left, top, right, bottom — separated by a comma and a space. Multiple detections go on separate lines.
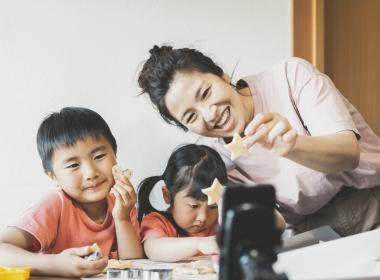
112, 175, 137, 222
52, 246, 108, 277
243, 112, 298, 156
197, 236, 219, 255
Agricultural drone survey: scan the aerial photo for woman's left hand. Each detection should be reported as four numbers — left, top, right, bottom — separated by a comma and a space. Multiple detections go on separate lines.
111, 176, 137, 222
243, 112, 298, 156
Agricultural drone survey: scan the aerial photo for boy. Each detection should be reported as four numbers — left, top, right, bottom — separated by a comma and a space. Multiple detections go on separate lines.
0, 107, 143, 277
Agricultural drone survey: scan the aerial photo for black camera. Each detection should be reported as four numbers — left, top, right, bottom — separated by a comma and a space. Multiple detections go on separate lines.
218, 183, 288, 280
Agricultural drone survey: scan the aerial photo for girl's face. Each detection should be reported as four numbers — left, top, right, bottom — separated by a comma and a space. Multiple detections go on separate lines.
168, 187, 218, 234
48, 136, 117, 206
165, 71, 253, 138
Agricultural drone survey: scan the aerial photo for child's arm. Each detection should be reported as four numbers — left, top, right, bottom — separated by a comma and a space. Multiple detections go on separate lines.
112, 176, 143, 259
0, 227, 107, 277
144, 236, 219, 262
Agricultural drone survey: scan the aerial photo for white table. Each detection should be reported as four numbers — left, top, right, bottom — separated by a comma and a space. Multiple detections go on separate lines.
82, 229, 380, 280
275, 229, 380, 279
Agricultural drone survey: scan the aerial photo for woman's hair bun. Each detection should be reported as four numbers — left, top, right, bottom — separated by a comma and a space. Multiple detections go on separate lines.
149, 45, 173, 56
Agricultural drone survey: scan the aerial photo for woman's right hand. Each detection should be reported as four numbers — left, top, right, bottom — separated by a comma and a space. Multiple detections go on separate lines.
197, 236, 219, 255
243, 112, 298, 156
51, 246, 108, 277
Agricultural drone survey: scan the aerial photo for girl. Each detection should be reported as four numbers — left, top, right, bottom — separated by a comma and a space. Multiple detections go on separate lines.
137, 144, 224, 262
137, 45, 380, 237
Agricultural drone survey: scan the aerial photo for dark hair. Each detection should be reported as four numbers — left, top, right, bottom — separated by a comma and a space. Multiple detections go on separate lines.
37, 107, 117, 173
138, 45, 224, 131
137, 144, 227, 230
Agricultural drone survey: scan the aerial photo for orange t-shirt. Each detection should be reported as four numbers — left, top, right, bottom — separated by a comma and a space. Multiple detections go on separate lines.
13, 189, 140, 259
140, 211, 217, 242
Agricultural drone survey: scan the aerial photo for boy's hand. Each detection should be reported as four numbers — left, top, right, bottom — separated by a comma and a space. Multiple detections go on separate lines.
112, 175, 137, 221
197, 236, 220, 255
52, 246, 108, 277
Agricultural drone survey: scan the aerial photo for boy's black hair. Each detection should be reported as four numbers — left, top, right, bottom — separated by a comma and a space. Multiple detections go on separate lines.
138, 45, 224, 131
137, 144, 228, 236
37, 107, 117, 173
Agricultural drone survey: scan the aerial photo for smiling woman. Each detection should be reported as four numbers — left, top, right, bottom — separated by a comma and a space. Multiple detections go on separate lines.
164, 71, 253, 138
138, 45, 380, 237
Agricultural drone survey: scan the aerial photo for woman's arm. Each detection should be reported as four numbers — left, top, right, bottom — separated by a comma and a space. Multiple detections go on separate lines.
144, 236, 218, 262
244, 112, 359, 173
285, 130, 359, 173
0, 227, 107, 277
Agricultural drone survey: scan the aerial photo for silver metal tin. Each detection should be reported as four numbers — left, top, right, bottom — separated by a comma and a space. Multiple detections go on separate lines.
107, 268, 122, 280
107, 268, 142, 280
142, 269, 173, 280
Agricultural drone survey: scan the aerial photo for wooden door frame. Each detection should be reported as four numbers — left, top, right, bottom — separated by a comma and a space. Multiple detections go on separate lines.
292, 0, 325, 72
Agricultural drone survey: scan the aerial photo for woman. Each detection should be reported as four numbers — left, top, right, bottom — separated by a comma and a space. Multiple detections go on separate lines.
137, 45, 380, 236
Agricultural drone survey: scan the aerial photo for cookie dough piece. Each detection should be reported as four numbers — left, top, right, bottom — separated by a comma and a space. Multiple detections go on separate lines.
106, 259, 133, 269
112, 164, 132, 180
224, 132, 248, 160
173, 266, 199, 275
191, 259, 216, 274
201, 178, 222, 205
84, 243, 102, 261
173, 259, 216, 275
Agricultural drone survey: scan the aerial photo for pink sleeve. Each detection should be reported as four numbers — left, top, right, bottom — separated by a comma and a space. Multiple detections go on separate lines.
13, 191, 62, 252
286, 57, 359, 137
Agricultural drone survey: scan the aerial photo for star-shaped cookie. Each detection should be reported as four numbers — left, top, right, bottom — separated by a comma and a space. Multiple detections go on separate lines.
224, 132, 248, 160
112, 164, 132, 180
201, 178, 223, 205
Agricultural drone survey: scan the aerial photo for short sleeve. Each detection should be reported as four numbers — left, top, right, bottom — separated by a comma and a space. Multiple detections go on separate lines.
13, 191, 62, 252
140, 212, 175, 242
285, 57, 359, 137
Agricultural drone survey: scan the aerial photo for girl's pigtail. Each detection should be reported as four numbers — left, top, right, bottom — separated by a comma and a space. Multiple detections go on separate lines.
137, 175, 162, 222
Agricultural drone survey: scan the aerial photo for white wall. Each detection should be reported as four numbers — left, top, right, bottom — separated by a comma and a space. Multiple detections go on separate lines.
0, 0, 291, 230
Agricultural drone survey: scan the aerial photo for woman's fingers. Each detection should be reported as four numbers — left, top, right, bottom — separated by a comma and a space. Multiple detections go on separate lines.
243, 124, 272, 149
282, 128, 298, 143
242, 112, 298, 156
267, 121, 288, 144
244, 113, 272, 135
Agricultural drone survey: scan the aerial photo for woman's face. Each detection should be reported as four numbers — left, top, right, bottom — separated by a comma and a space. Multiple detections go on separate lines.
164, 71, 253, 138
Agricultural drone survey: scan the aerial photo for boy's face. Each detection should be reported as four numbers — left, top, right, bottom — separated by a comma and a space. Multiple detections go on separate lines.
48, 136, 117, 204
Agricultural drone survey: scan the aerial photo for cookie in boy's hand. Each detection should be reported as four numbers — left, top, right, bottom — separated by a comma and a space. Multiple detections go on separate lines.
84, 243, 102, 261
224, 132, 248, 160
201, 178, 223, 205
112, 164, 132, 180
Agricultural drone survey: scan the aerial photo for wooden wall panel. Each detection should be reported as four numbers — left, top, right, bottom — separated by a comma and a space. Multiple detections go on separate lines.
293, 0, 380, 136
324, 0, 380, 136
292, 0, 324, 72
292, 0, 313, 62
